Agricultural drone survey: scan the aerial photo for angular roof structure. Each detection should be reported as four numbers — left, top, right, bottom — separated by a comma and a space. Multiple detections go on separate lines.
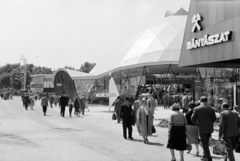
90, 14, 188, 78
54, 68, 94, 80
173, 7, 188, 16
165, 10, 174, 17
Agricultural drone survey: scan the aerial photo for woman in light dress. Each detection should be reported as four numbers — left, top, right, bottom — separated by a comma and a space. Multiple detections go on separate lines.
137, 99, 153, 144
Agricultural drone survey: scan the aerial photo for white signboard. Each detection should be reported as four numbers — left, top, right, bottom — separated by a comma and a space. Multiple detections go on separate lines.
56, 83, 62, 87
96, 93, 117, 98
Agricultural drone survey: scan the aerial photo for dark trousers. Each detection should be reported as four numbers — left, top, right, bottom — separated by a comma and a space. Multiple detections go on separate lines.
61, 106, 66, 117
122, 121, 132, 139
223, 135, 239, 161
69, 107, 73, 117
116, 110, 121, 122
81, 107, 85, 115
200, 133, 212, 161
24, 103, 29, 110
50, 102, 53, 108
42, 106, 47, 114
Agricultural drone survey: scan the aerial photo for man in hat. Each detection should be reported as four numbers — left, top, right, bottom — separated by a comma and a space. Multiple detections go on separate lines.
120, 97, 134, 140
114, 96, 123, 123
59, 92, 68, 117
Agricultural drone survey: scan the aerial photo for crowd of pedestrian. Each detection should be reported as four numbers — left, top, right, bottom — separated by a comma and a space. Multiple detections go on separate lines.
19, 92, 89, 118
2, 88, 240, 161
167, 96, 240, 161
114, 93, 240, 161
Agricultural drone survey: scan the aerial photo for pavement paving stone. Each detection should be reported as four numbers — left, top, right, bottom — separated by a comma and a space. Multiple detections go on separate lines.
0, 97, 239, 161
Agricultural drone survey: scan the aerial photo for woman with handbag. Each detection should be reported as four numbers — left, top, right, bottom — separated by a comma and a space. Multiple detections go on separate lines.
167, 103, 187, 161
185, 102, 200, 156
137, 99, 153, 144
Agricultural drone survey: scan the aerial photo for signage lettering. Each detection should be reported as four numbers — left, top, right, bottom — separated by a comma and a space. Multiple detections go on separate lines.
56, 83, 62, 86
187, 31, 232, 50
96, 93, 117, 98
31, 84, 43, 88
187, 13, 233, 50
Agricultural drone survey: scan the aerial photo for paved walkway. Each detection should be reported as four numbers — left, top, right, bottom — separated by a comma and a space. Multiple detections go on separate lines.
0, 97, 237, 161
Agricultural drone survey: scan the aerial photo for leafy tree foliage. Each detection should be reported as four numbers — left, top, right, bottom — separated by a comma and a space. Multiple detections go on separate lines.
64, 62, 96, 73
64, 66, 76, 71
0, 63, 53, 90
80, 62, 96, 73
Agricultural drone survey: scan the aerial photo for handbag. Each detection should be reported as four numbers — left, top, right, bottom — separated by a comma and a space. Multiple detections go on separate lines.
186, 144, 192, 151
213, 140, 228, 157
112, 113, 116, 120
152, 125, 156, 133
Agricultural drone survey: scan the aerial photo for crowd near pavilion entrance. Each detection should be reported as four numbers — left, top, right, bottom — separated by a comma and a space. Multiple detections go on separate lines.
179, 0, 240, 108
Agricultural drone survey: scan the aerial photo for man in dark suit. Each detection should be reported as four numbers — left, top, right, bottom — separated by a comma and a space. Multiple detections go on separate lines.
59, 92, 68, 117
114, 96, 123, 123
121, 97, 134, 140
23, 94, 30, 110
219, 103, 240, 161
191, 96, 216, 161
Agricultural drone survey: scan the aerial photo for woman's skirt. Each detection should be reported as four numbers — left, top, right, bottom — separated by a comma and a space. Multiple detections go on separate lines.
167, 125, 187, 151
186, 125, 199, 144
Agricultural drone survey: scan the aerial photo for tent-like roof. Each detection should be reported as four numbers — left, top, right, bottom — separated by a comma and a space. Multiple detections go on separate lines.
54, 68, 95, 80
90, 15, 188, 78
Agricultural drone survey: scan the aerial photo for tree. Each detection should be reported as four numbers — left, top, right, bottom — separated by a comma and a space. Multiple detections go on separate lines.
79, 62, 96, 73
11, 68, 22, 90
64, 66, 76, 70
0, 63, 53, 90
0, 73, 12, 89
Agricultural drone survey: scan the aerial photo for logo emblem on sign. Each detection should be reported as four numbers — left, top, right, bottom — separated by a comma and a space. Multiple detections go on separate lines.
191, 13, 202, 33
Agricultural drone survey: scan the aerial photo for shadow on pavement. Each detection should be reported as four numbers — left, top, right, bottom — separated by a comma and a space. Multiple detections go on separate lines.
147, 142, 164, 146
97, 111, 113, 113
128, 139, 143, 143
212, 156, 224, 160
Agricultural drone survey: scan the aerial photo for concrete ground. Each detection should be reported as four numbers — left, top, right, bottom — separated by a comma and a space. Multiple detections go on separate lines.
0, 97, 238, 161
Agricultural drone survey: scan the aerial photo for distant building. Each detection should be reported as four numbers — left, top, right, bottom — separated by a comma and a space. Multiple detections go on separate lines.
30, 74, 54, 93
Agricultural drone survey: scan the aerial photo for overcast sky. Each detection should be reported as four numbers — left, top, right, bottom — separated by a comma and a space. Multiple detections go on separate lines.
0, 0, 190, 70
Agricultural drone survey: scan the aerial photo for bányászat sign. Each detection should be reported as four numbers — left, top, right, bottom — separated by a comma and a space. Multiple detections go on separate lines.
187, 13, 233, 50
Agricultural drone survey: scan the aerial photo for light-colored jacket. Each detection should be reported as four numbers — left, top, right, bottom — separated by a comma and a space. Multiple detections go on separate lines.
137, 106, 153, 137
147, 98, 156, 115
